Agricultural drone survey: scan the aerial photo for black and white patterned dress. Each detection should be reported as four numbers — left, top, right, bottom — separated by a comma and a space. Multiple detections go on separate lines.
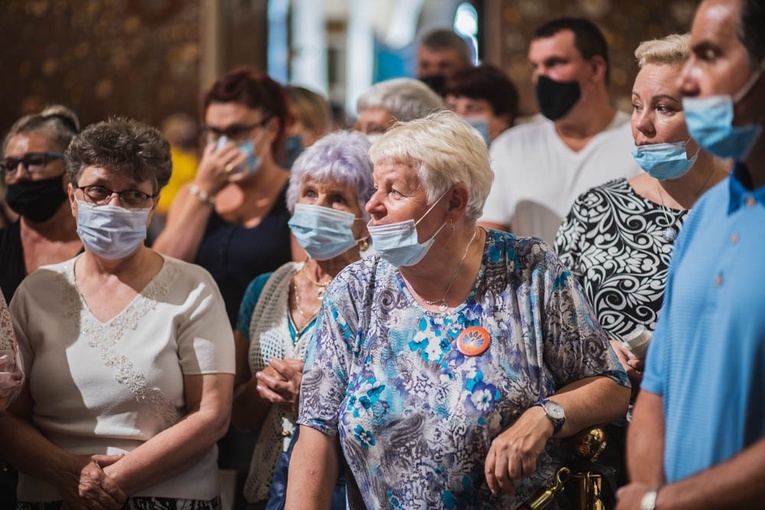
554, 178, 688, 339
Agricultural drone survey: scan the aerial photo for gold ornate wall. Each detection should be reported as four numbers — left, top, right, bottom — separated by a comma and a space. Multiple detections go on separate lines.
0, 0, 206, 133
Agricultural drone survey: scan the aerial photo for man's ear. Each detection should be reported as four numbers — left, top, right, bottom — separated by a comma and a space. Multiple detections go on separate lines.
590, 55, 608, 84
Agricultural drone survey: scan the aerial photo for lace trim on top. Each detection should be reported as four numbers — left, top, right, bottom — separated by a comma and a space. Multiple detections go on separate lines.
60, 256, 182, 428
0, 290, 17, 354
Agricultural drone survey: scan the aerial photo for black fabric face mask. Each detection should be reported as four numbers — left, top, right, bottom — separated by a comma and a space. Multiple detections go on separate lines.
420, 74, 447, 97
5, 174, 68, 223
535, 75, 582, 121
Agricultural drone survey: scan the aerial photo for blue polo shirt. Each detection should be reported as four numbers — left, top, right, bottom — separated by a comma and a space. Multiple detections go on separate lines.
642, 163, 765, 483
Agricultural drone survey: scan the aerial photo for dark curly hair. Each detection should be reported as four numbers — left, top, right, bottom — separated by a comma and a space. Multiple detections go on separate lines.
66, 117, 172, 194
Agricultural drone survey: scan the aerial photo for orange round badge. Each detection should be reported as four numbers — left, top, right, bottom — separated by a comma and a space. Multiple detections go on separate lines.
456, 326, 491, 356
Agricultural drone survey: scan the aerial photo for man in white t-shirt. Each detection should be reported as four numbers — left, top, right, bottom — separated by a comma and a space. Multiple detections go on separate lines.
480, 17, 641, 243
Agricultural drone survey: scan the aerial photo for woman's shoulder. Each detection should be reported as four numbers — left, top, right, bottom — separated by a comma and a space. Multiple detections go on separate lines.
484, 228, 563, 274
571, 178, 630, 206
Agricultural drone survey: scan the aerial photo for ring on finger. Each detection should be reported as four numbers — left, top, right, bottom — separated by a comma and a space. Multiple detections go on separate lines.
225, 162, 235, 173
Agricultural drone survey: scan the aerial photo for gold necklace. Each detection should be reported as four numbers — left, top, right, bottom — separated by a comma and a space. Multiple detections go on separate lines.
410, 227, 478, 312
299, 262, 332, 299
292, 276, 322, 320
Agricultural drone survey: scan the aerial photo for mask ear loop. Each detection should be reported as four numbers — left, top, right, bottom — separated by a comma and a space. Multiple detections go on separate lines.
684, 137, 702, 161
732, 59, 765, 104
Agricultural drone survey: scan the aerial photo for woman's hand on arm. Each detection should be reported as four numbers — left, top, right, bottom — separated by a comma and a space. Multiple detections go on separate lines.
255, 358, 304, 414
485, 404, 554, 495
285, 426, 340, 510
102, 372, 234, 495
485, 376, 629, 495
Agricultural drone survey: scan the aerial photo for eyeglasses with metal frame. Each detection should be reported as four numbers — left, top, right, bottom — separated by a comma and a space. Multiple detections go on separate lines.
75, 184, 156, 210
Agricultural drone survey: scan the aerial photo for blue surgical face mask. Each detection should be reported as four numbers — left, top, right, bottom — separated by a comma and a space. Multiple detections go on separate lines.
367, 190, 449, 268
215, 136, 262, 175
284, 134, 303, 168
683, 61, 765, 161
631, 139, 699, 180
288, 203, 364, 261
76, 201, 150, 260
462, 116, 491, 146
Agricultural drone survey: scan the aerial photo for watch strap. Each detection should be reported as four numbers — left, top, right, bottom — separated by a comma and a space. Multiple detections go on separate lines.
531, 399, 565, 434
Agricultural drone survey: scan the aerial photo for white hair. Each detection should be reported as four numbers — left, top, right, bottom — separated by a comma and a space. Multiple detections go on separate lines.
356, 78, 444, 123
287, 130, 375, 217
369, 110, 493, 222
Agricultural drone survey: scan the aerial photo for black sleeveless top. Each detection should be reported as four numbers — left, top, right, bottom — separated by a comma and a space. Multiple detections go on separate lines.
194, 185, 292, 325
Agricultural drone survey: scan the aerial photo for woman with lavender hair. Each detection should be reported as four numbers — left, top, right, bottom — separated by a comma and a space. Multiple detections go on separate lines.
231, 131, 374, 509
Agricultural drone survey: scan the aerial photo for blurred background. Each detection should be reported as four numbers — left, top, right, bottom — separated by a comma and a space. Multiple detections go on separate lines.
0, 0, 700, 133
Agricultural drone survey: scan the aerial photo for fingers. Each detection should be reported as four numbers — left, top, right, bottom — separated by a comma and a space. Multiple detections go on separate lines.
269, 358, 304, 378
485, 442, 517, 496
91, 454, 124, 468
256, 370, 299, 404
78, 460, 126, 509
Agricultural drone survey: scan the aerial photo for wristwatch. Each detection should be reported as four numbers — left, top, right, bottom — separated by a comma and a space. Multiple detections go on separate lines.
532, 399, 565, 434
640, 487, 660, 510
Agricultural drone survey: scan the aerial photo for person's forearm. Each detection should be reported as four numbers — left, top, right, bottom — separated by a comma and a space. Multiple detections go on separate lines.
627, 390, 664, 485
152, 192, 213, 261
550, 376, 630, 437
104, 375, 233, 495
655, 438, 765, 510
285, 426, 340, 510
0, 412, 83, 490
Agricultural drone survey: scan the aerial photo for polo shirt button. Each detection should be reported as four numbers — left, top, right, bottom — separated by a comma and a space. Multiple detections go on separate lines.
715, 274, 724, 286
746, 196, 757, 208
731, 232, 739, 244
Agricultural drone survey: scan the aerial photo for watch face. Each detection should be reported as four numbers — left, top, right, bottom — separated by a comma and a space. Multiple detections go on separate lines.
544, 401, 565, 420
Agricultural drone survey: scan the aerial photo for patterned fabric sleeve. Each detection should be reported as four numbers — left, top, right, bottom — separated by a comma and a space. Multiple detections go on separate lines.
296, 271, 358, 437
554, 193, 589, 285
0, 288, 24, 405
541, 249, 630, 390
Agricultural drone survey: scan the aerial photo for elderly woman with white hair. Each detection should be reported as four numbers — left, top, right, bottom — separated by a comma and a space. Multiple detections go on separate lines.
286, 111, 630, 509
354, 77, 443, 139
231, 130, 374, 509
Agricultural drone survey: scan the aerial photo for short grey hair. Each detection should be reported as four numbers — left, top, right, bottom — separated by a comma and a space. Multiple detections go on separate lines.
286, 130, 375, 217
3, 105, 80, 157
635, 33, 689, 69
369, 110, 493, 222
356, 78, 444, 123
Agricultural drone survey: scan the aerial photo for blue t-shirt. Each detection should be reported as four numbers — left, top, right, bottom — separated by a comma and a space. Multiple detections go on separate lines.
298, 229, 628, 508
642, 163, 765, 483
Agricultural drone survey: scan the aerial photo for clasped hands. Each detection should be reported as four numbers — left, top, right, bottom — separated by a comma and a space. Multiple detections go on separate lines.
58, 453, 126, 510
484, 405, 555, 496
255, 358, 304, 414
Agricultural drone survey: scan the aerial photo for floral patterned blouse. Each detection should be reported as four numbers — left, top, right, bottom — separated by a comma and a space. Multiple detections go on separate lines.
554, 179, 688, 339
298, 229, 628, 509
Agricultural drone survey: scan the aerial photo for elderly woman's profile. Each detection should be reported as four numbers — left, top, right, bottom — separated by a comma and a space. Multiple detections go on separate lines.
285, 110, 630, 508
